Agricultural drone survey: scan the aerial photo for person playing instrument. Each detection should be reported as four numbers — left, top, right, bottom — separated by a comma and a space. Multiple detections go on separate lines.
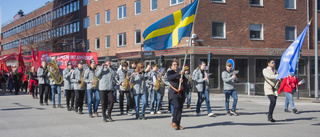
130, 62, 148, 120
193, 62, 215, 117
184, 67, 192, 109
263, 59, 279, 122
63, 61, 75, 111
96, 56, 116, 122
37, 61, 50, 105
149, 64, 164, 115
48, 63, 63, 108
167, 59, 187, 130
115, 61, 132, 115
71, 60, 86, 114
84, 59, 100, 118
28, 67, 38, 99
128, 60, 138, 113
221, 62, 238, 116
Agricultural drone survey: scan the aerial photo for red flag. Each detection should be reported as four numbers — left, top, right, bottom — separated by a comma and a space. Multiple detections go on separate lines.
1, 60, 9, 73
32, 48, 36, 61
18, 40, 25, 75
36, 48, 39, 61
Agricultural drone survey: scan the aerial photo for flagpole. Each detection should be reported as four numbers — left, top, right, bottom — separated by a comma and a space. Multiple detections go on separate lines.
315, 0, 319, 100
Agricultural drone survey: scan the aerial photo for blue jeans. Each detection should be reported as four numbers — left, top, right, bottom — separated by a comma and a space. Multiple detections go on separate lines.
134, 93, 147, 118
224, 90, 238, 112
185, 89, 191, 105
285, 90, 296, 109
87, 89, 100, 115
196, 89, 212, 114
51, 85, 61, 105
150, 89, 162, 112
8, 83, 13, 92
146, 88, 149, 106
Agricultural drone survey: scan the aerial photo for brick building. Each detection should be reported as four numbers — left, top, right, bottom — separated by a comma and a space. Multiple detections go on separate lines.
1, 0, 319, 96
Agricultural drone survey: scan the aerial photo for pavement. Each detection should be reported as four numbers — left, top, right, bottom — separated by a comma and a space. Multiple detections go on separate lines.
0, 91, 319, 137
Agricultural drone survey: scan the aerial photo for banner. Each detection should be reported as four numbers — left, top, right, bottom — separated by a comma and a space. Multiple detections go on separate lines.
37, 51, 98, 69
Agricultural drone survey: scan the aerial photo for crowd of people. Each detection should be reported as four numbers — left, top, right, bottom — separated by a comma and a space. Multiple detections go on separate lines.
0, 57, 302, 129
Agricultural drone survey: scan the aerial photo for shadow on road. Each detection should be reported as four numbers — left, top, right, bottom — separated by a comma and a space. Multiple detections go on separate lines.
276, 117, 318, 122
185, 121, 286, 129
0, 103, 45, 111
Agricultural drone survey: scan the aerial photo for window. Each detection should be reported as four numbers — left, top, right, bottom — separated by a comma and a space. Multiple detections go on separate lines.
63, 6, 66, 15
170, 0, 183, 6
298, 59, 305, 75
105, 10, 110, 23
84, 0, 89, 6
95, 13, 100, 25
235, 59, 248, 83
66, 25, 69, 34
285, 26, 296, 41
285, 0, 295, 9
95, 38, 100, 49
105, 36, 110, 48
70, 24, 73, 33
135, 1, 141, 15
135, 30, 141, 44
66, 5, 69, 14
250, 0, 263, 6
70, 3, 74, 12
73, 1, 77, 11
318, 0, 320, 11
118, 33, 127, 47
74, 22, 77, 32
151, 0, 157, 11
63, 26, 66, 35
311, 59, 320, 75
118, 5, 127, 19
83, 17, 89, 29
211, 0, 225, 3
250, 24, 263, 40
212, 21, 225, 38
255, 59, 268, 82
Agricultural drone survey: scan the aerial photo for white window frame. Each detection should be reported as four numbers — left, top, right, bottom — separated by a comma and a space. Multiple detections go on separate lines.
285, 0, 296, 9
211, 21, 226, 39
105, 10, 110, 23
285, 26, 296, 41
211, 0, 226, 3
83, 17, 89, 29
249, 24, 263, 40
105, 35, 110, 48
170, 0, 184, 6
150, 0, 157, 11
135, 30, 141, 45
135, 1, 141, 15
117, 33, 126, 47
118, 5, 127, 20
95, 37, 100, 50
249, 0, 263, 6
95, 13, 100, 25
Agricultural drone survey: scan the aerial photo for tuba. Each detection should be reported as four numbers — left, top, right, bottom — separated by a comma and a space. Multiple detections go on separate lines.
47, 57, 63, 85
154, 70, 166, 91
92, 68, 99, 88
122, 70, 130, 90
79, 69, 85, 88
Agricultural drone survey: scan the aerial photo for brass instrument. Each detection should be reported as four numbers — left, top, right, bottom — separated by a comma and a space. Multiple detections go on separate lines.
79, 69, 85, 88
154, 70, 166, 91
47, 57, 63, 85
92, 68, 99, 88
122, 70, 130, 90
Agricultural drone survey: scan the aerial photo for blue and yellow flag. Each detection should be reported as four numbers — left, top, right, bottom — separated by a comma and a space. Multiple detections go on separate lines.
143, 0, 198, 51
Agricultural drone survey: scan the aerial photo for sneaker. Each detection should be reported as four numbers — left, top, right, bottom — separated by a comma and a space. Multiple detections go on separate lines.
95, 112, 99, 116
127, 112, 133, 116
103, 118, 108, 122
89, 115, 93, 118
226, 111, 231, 116
78, 111, 83, 114
75, 109, 78, 113
284, 109, 291, 113
187, 104, 191, 109
40, 103, 44, 106
107, 116, 114, 122
140, 115, 146, 120
156, 111, 162, 114
230, 110, 238, 116
196, 112, 201, 116
150, 112, 155, 115
120, 111, 124, 115
53, 104, 56, 108
293, 108, 298, 114
45, 102, 49, 106
208, 112, 215, 117
58, 104, 63, 108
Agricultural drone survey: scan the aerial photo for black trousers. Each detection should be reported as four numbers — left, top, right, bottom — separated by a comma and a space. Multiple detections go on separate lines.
39, 84, 49, 103
171, 97, 184, 125
31, 85, 38, 97
119, 90, 131, 112
129, 89, 135, 109
22, 81, 28, 92
66, 90, 75, 108
100, 90, 114, 118
14, 83, 21, 95
267, 95, 277, 119
48, 86, 52, 101
84, 89, 87, 104
75, 90, 85, 111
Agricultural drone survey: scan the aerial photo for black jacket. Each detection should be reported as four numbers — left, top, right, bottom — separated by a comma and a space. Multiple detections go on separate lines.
167, 69, 187, 100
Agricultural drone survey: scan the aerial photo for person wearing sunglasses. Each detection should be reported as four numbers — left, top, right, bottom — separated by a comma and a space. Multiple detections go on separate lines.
263, 59, 278, 122
221, 62, 238, 116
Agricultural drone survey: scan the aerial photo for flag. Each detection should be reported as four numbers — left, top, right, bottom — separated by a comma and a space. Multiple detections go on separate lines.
1, 59, 9, 73
32, 48, 36, 61
18, 40, 25, 75
36, 48, 39, 61
143, 0, 199, 51
276, 25, 309, 81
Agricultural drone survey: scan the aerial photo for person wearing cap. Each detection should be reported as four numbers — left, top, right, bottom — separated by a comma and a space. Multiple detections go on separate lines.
63, 61, 75, 111
184, 66, 192, 109
278, 72, 302, 114
221, 61, 239, 116
83, 59, 100, 118
115, 61, 132, 115
193, 61, 215, 117
96, 56, 116, 122
71, 60, 86, 114
48, 63, 63, 108
37, 61, 50, 105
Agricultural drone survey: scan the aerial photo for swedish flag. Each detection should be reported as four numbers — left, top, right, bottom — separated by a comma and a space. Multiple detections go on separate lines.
143, 0, 199, 51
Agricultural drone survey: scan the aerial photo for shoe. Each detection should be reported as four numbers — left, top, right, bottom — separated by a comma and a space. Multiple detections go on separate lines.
58, 104, 63, 108
140, 115, 146, 120
67, 107, 71, 111
78, 111, 83, 114
40, 103, 44, 106
45, 102, 49, 106
284, 109, 290, 113
107, 116, 114, 122
208, 112, 215, 117
179, 125, 184, 130
75, 109, 78, 113
268, 117, 276, 122
120, 111, 124, 115
159, 107, 164, 110
53, 104, 56, 108
172, 123, 178, 130
84, 104, 88, 107
196, 112, 201, 116
293, 108, 298, 114
95, 112, 99, 116
89, 115, 93, 118
71, 107, 75, 111
156, 111, 162, 114
187, 104, 191, 109
150, 112, 155, 115
36, 97, 38, 99
230, 110, 238, 116
103, 118, 108, 122
226, 111, 231, 116
114, 100, 119, 103
127, 112, 133, 116
29, 92, 31, 95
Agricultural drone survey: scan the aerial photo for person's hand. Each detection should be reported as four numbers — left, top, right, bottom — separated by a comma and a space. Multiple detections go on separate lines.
232, 74, 236, 79
180, 70, 185, 75
135, 72, 140, 76
204, 76, 208, 80
180, 78, 183, 83
70, 69, 74, 73
91, 80, 95, 84
130, 73, 134, 77
154, 84, 158, 88
122, 83, 125, 87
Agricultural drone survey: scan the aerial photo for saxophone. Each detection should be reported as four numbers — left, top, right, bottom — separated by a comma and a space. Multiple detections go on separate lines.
47, 58, 63, 85
92, 68, 99, 88
122, 70, 130, 90
154, 70, 166, 91
79, 69, 85, 88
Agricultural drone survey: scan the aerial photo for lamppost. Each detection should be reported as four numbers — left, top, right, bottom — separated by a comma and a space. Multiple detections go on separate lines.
62, 37, 86, 52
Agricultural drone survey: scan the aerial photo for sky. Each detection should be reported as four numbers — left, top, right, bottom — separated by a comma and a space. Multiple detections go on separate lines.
0, 0, 50, 27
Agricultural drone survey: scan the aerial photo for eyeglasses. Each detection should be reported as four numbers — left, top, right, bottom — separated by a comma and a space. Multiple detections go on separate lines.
228, 65, 232, 67
271, 62, 275, 64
